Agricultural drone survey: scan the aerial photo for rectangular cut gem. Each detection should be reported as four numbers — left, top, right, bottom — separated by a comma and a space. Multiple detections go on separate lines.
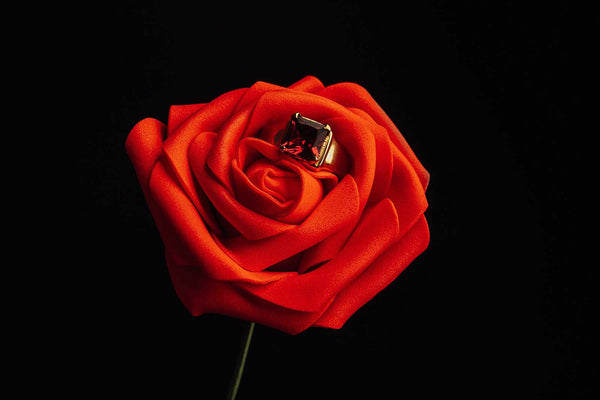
279, 113, 331, 167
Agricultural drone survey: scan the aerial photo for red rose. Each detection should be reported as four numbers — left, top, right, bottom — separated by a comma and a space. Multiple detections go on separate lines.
126, 76, 429, 334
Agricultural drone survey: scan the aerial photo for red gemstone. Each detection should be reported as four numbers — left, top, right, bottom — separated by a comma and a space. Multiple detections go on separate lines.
278, 113, 331, 167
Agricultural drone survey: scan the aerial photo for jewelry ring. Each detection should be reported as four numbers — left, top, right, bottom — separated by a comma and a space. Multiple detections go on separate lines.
274, 113, 350, 178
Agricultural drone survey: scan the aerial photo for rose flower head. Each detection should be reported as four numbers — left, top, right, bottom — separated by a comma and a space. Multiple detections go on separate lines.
126, 76, 429, 334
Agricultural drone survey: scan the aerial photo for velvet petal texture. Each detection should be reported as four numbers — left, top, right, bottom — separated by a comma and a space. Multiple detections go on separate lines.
126, 76, 430, 334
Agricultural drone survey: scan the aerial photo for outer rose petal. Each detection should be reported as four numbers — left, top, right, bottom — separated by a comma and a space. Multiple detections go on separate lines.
236, 198, 403, 312
314, 216, 430, 329
287, 75, 325, 93
125, 118, 166, 187
162, 88, 248, 234
318, 82, 430, 190
166, 250, 332, 335
167, 103, 206, 136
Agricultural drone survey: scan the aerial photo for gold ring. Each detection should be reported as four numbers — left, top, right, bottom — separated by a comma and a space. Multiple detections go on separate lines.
274, 113, 350, 178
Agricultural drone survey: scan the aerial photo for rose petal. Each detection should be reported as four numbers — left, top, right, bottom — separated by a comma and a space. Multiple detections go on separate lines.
236, 198, 402, 312
205, 81, 288, 190
217, 174, 360, 272
125, 118, 166, 187
318, 82, 430, 190
232, 157, 324, 224
189, 132, 296, 239
313, 215, 430, 329
237, 137, 339, 188
125, 117, 190, 252
287, 75, 325, 93
161, 88, 247, 233
148, 160, 293, 284
346, 107, 394, 205
297, 224, 354, 273
388, 146, 429, 238
231, 158, 297, 218
204, 105, 252, 191
232, 81, 285, 114
167, 251, 332, 335
167, 103, 206, 136
249, 160, 300, 202
273, 161, 324, 224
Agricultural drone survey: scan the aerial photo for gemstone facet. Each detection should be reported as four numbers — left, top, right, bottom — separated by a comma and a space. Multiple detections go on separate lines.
278, 113, 332, 167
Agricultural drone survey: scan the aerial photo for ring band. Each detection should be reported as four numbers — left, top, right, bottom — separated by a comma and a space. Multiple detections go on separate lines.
274, 113, 350, 178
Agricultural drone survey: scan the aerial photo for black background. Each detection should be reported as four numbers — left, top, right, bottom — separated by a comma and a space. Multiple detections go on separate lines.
61, 1, 594, 398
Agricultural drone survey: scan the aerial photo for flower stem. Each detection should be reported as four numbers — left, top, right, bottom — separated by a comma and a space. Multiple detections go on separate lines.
227, 321, 255, 400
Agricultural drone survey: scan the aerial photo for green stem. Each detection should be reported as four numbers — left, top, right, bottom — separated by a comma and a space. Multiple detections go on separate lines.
227, 322, 255, 400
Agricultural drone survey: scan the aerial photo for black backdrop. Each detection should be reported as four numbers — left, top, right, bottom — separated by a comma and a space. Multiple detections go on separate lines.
67, 1, 593, 398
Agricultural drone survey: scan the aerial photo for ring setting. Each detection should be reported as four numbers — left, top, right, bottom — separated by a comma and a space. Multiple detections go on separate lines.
274, 113, 349, 177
